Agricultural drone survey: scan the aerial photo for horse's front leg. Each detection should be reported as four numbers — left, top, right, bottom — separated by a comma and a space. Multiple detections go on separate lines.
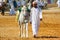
25, 23, 28, 37
19, 21, 21, 36
22, 23, 26, 37
22, 22, 28, 38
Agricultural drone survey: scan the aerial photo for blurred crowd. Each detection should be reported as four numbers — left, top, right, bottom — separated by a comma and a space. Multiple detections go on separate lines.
0, 0, 48, 16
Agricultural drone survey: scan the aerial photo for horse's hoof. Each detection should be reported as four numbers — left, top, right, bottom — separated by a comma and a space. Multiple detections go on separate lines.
23, 34, 25, 37
26, 35, 28, 38
21, 35, 23, 38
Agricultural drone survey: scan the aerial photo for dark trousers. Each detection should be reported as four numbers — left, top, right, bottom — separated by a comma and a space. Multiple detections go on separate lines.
0, 8, 5, 15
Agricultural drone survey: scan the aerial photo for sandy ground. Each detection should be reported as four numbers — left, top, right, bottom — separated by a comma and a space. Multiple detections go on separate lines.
0, 7, 60, 40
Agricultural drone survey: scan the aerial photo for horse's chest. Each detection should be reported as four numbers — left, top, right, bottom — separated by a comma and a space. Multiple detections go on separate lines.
20, 12, 29, 23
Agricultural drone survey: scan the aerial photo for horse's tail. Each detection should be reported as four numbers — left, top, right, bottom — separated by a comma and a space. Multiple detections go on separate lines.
16, 10, 20, 21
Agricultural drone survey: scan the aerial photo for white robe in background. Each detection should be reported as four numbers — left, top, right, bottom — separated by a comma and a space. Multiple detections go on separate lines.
21, 0, 26, 6
31, 7, 41, 35
57, 0, 60, 8
10, 5, 15, 15
17, 1, 21, 7
8, 0, 13, 6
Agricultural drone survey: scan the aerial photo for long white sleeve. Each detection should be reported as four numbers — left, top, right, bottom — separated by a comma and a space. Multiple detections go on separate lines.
30, 11, 32, 22
39, 9, 42, 19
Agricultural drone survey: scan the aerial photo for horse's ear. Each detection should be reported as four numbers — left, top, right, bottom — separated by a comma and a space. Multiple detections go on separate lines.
27, 8, 30, 12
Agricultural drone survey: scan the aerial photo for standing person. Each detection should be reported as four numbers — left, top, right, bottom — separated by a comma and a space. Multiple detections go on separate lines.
17, 0, 21, 7
10, 4, 15, 15
13, 0, 17, 8
0, 0, 6, 16
57, 0, 60, 8
8, 0, 13, 7
36, 0, 42, 20
36, 0, 44, 9
30, 0, 34, 8
21, 0, 26, 6
30, 1, 42, 38
44, 1, 47, 8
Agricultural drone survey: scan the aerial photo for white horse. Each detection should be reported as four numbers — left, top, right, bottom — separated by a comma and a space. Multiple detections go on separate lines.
17, 6, 30, 38
57, 0, 60, 8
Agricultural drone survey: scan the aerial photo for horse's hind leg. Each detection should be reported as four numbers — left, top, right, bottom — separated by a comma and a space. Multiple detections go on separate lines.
19, 21, 23, 38
20, 24, 23, 38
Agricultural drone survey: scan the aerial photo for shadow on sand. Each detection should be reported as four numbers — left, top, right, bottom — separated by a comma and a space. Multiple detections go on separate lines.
34, 36, 60, 38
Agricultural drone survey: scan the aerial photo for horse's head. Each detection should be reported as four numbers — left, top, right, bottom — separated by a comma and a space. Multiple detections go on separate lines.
19, 5, 30, 23
21, 6, 27, 13
21, 6, 28, 16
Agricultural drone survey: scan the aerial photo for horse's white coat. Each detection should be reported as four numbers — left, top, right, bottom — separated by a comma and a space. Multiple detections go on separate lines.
18, 6, 29, 38
57, 0, 60, 8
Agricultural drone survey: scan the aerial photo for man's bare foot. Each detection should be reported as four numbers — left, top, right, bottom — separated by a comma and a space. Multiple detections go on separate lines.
33, 35, 37, 38
30, 22, 32, 24
40, 19, 42, 21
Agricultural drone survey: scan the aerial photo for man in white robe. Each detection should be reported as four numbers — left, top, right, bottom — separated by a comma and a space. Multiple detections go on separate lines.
30, 1, 42, 38
36, 0, 42, 19
30, 0, 42, 23
0, 0, 6, 15
57, 0, 60, 8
